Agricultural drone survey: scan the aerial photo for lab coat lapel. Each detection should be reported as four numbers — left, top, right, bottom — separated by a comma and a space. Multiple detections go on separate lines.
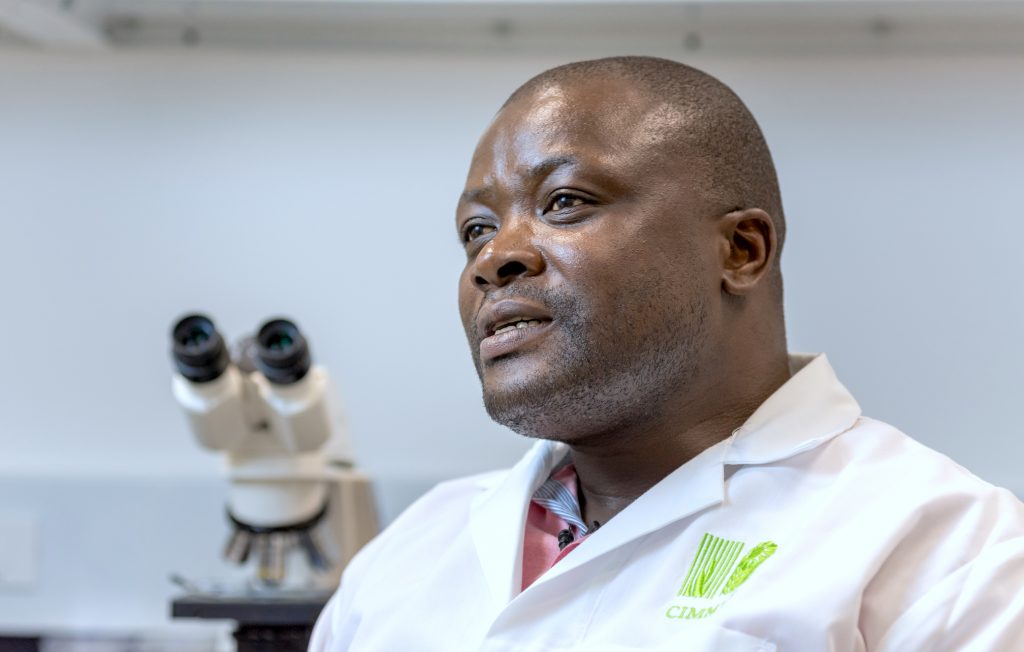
499, 354, 857, 596
529, 354, 857, 589
531, 438, 730, 588
469, 439, 568, 608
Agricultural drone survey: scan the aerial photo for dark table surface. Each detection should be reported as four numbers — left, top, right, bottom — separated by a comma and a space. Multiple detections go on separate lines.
171, 592, 332, 626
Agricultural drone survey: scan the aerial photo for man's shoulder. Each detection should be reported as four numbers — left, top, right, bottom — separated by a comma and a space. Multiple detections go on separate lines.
813, 415, 1024, 526
814, 417, 1024, 647
401, 468, 508, 518
840, 416, 1010, 491
309, 466, 518, 649
358, 468, 508, 554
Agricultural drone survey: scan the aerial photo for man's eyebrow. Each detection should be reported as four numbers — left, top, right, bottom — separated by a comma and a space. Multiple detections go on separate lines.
527, 155, 578, 180
459, 155, 580, 206
459, 187, 492, 205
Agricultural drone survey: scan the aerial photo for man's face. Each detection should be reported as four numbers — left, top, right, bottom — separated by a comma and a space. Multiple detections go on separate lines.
456, 77, 722, 442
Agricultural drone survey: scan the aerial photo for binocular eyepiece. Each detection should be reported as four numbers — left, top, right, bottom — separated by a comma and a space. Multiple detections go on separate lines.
171, 314, 312, 385
255, 319, 311, 385
172, 315, 229, 383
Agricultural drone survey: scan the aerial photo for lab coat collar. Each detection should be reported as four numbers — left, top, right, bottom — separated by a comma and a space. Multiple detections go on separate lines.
469, 437, 725, 606
530, 436, 730, 590
725, 353, 862, 465
469, 352, 860, 605
470, 438, 568, 607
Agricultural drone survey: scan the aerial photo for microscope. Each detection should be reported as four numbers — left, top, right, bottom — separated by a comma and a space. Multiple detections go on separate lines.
169, 314, 378, 591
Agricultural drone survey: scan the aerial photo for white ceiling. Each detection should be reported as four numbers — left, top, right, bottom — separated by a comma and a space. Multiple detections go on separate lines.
2, 0, 1024, 53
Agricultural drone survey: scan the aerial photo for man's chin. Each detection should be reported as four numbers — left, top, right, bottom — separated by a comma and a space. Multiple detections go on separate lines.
482, 381, 561, 440
481, 377, 598, 442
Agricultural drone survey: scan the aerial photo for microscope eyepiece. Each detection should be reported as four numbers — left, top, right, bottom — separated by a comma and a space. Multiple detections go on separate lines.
255, 318, 311, 385
171, 314, 230, 382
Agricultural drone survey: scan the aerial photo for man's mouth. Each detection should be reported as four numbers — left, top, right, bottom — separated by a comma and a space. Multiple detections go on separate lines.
476, 298, 555, 362
490, 317, 547, 336
480, 317, 553, 362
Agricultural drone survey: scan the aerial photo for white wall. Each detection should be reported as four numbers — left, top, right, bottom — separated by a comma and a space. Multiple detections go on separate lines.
1, 47, 1022, 636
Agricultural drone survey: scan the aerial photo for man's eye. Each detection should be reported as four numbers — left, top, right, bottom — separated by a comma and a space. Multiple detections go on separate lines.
546, 193, 586, 212
463, 223, 495, 243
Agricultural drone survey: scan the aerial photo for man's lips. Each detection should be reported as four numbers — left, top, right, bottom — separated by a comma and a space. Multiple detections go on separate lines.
477, 299, 553, 361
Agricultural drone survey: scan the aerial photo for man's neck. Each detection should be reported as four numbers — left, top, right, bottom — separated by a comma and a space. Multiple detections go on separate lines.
569, 357, 791, 529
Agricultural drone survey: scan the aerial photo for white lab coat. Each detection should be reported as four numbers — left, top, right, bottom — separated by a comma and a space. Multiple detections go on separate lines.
310, 354, 1024, 651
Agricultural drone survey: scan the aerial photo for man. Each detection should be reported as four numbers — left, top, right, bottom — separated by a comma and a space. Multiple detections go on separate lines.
311, 57, 1024, 650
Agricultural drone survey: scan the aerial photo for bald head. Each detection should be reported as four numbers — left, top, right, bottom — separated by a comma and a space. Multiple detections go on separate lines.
504, 56, 786, 258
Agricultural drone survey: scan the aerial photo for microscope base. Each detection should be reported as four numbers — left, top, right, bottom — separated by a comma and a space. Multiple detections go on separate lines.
171, 592, 331, 652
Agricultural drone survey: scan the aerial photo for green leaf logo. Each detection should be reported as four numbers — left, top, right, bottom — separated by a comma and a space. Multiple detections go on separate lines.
721, 540, 777, 594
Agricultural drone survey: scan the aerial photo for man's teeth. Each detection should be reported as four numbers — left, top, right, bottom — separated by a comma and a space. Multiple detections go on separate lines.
494, 319, 543, 335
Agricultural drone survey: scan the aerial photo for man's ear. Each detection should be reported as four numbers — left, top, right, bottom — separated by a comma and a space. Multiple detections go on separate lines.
718, 208, 778, 296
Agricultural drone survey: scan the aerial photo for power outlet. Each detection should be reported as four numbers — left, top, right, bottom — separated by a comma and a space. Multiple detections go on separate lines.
0, 509, 37, 587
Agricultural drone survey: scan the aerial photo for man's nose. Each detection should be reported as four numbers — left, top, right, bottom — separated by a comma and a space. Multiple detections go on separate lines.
471, 219, 545, 289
